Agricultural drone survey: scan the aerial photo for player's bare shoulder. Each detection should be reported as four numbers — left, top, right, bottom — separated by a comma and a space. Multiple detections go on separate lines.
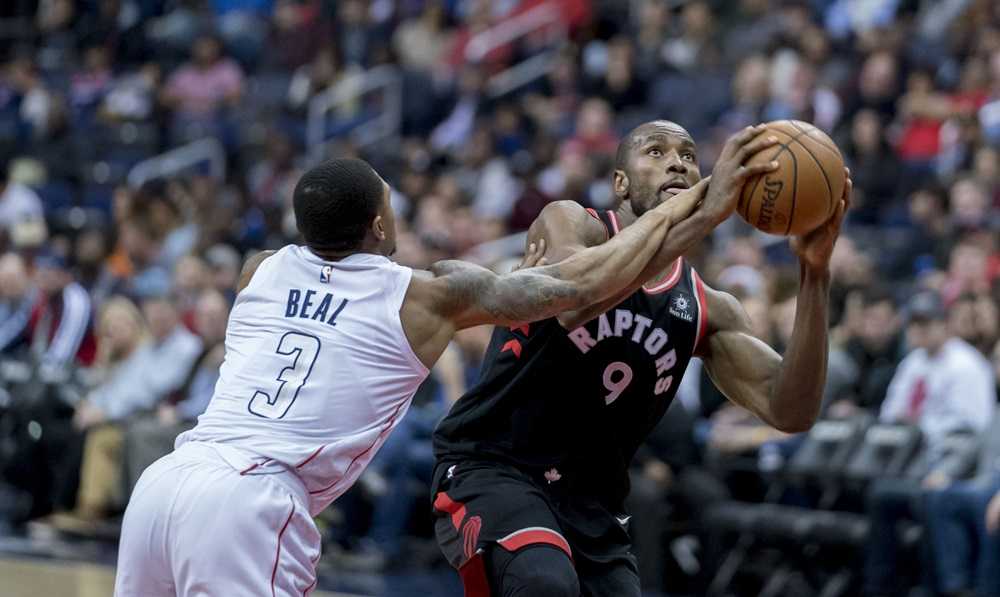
527, 201, 609, 262
237, 249, 278, 293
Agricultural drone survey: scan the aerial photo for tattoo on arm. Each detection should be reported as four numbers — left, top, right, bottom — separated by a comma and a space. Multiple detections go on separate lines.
432, 260, 582, 327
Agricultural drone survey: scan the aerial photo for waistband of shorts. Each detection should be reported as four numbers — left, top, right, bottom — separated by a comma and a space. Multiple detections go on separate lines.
174, 441, 309, 508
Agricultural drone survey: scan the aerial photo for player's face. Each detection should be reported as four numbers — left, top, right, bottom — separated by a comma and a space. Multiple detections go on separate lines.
619, 123, 701, 217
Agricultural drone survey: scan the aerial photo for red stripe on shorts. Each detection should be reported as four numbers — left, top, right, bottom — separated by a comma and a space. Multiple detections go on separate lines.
271, 497, 296, 597
433, 491, 467, 530
497, 526, 572, 558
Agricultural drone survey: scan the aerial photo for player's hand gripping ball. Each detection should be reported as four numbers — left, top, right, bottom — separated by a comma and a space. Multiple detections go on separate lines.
737, 120, 846, 236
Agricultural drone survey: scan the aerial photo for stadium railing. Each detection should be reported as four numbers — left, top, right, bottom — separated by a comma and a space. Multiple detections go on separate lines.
464, 1, 568, 99
306, 65, 402, 164
127, 138, 227, 188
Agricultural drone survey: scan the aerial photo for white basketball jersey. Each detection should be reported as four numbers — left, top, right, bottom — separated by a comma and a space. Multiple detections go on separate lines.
177, 245, 429, 515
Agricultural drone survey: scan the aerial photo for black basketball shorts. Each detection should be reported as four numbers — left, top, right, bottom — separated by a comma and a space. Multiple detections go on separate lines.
430, 457, 640, 597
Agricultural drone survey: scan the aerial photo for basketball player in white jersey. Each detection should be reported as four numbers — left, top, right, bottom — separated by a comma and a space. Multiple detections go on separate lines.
114, 152, 775, 596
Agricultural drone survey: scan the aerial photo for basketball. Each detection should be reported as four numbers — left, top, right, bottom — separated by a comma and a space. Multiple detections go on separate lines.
737, 120, 846, 236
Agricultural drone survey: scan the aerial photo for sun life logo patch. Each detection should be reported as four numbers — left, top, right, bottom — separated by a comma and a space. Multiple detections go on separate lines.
669, 292, 694, 322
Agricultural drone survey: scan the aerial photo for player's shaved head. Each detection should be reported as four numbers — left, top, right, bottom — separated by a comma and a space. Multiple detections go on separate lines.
293, 157, 386, 253
614, 120, 695, 172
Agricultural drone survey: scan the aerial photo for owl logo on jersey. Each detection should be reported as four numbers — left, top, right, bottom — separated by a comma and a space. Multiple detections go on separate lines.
320, 265, 333, 283
669, 293, 694, 322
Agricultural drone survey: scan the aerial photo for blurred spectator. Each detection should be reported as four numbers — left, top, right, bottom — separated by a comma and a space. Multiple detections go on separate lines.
950, 292, 999, 355
430, 66, 487, 153
879, 290, 995, 443
446, 0, 513, 76
28, 98, 82, 187
6, 57, 56, 141
172, 254, 211, 326
0, 149, 43, 244
662, 0, 717, 73
393, 1, 452, 74
333, 0, 379, 67
583, 37, 647, 113
848, 50, 901, 120
70, 45, 113, 121
73, 226, 112, 293
452, 127, 520, 223
99, 202, 172, 300
824, 0, 903, 40
123, 288, 230, 493
74, 0, 145, 62
842, 109, 902, 224
924, 416, 1000, 597
28, 250, 97, 373
138, 180, 197, 270
269, 0, 332, 71
74, 292, 201, 429
204, 244, 241, 304
942, 236, 994, 304
211, 0, 272, 68
895, 70, 951, 172
47, 291, 201, 528
8, 296, 142, 521
866, 290, 996, 597
717, 54, 781, 133
827, 285, 903, 416
561, 97, 618, 160
899, 184, 952, 274
161, 34, 244, 143
287, 45, 360, 115
248, 132, 301, 209
0, 252, 36, 356
99, 62, 162, 123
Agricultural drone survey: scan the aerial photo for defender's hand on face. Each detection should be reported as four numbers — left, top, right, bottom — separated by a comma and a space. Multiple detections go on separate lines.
703, 124, 781, 224
660, 177, 710, 223
791, 168, 852, 273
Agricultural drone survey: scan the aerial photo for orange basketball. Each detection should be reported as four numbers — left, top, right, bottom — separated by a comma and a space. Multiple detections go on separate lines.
737, 120, 846, 236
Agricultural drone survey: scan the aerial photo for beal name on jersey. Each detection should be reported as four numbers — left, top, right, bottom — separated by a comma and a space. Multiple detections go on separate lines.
283, 289, 349, 326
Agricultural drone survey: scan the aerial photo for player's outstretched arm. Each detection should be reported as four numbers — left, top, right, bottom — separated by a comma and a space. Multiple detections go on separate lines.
533, 125, 781, 329
400, 182, 710, 366
699, 170, 851, 433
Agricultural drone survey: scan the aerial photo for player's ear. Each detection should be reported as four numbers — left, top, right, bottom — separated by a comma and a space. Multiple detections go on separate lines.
613, 170, 630, 199
372, 214, 386, 241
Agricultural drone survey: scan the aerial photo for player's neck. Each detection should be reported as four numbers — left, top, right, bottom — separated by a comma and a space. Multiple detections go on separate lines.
615, 203, 639, 229
619, 202, 681, 284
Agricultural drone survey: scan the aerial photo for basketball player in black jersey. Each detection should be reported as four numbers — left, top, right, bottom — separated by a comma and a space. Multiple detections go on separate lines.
431, 122, 852, 597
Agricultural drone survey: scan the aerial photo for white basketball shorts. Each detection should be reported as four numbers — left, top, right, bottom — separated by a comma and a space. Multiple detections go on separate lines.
114, 441, 321, 597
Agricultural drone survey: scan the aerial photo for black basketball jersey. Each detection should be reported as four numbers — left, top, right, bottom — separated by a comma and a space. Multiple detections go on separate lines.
434, 209, 708, 507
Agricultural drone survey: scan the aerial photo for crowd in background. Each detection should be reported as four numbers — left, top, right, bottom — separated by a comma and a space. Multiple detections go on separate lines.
2, 0, 1000, 595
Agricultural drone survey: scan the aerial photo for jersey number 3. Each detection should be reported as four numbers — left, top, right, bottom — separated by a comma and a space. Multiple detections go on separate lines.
248, 332, 322, 419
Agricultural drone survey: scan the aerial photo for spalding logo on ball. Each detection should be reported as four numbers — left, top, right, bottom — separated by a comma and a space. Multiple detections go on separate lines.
737, 120, 846, 237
